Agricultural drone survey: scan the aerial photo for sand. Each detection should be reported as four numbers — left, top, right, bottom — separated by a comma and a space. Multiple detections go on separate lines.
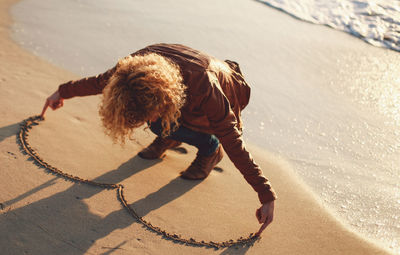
0, 0, 392, 254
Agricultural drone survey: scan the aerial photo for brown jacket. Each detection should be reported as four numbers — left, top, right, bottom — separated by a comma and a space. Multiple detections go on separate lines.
58, 43, 277, 204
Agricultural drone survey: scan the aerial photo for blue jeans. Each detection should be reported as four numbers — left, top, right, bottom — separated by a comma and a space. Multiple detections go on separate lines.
149, 119, 220, 156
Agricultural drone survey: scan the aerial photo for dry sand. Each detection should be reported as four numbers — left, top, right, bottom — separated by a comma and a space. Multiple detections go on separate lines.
0, 0, 391, 254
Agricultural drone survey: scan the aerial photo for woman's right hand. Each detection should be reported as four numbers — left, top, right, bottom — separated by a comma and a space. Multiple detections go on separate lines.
40, 90, 64, 118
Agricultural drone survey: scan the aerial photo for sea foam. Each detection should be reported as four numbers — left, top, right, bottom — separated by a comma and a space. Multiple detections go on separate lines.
258, 0, 400, 52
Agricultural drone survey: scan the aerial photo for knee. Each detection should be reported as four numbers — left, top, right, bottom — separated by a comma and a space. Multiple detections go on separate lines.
149, 120, 163, 136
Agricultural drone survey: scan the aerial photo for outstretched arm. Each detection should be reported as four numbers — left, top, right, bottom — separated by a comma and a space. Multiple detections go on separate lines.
40, 66, 116, 118
200, 72, 277, 235
58, 66, 116, 99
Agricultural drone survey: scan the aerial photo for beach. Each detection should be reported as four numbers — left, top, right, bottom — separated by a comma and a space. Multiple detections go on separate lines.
1, 0, 397, 254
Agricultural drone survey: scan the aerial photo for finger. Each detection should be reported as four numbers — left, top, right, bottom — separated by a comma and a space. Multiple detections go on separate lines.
256, 212, 274, 236
256, 216, 273, 236
255, 221, 269, 236
40, 100, 50, 118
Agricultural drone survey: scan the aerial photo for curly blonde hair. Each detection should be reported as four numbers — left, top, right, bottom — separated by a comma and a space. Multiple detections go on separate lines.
99, 53, 186, 144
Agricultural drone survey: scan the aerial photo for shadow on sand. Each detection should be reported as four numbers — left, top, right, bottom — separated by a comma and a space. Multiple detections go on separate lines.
0, 122, 20, 143
0, 153, 202, 254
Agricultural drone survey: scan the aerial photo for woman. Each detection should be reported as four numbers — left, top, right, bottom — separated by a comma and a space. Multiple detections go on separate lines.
41, 43, 276, 236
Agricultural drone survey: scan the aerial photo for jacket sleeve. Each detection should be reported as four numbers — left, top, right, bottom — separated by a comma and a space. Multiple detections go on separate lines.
200, 72, 277, 204
58, 66, 116, 99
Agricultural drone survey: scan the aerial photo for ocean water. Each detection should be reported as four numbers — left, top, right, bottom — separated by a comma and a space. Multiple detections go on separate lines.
10, 0, 400, 253
259, 0, 400, 52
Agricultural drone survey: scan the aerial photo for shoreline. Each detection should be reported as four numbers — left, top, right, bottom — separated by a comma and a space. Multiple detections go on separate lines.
1, 0, 394, 254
